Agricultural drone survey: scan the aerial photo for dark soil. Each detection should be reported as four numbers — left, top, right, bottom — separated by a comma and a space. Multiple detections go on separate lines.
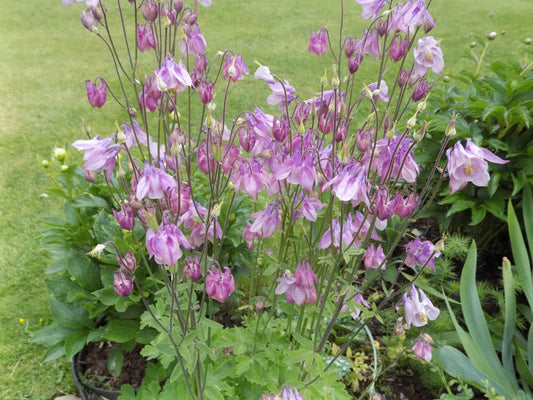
80, 342, 149, 390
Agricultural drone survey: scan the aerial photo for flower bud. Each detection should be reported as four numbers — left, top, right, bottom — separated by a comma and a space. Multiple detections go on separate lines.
141, 0, 159, 22
60, 165, 69, 172
173, 0, 184, 14
406, 113, 417, 129
198, 80, 214, 104
117, 251, 137, 273
487, 31, 497, 40
53, 148, 67, 161
445, 116, 457, 137
81, 9, 98, 32
41, 160, 50, 168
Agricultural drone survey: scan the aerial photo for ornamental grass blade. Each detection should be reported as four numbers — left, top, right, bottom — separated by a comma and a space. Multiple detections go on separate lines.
508, 198, 533, 310
502, 257, 518, 388
523, 183, 533, 265
459, 241, 518, 396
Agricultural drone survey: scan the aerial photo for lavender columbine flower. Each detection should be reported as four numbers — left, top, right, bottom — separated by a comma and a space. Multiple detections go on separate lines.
364, 243, 386, 270
206, 266, 235, 303
275, 260, 318, 306
136, 162, 177, 200
405, 237, 440, 271
341, 292, 370, 320
355, 0, 386, 19
446, 138, 508, 194
85, 78, 107, 108
183, 255, 202, 280
112, 202, 135, 231
145, 222, 192, 266
156, 55, 193, 93
413, 36, 444, 76
137, 23, 157, 52
403, 284, 440, 329
72, 135, 120, 182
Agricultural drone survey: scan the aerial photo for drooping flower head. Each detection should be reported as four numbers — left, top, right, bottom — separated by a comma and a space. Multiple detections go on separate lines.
113, 270, 133, 297
72, 135, 120, 182
145, 222, 192, 266
355, 0, 386, 19
308, 28, 328, 56
412, 333, 434, 362
446, 138, 508, 194
136, 162, 177, 200
85, 78, 107, 108
156, 55, 193, 93
223, 54, 249, 82
403, 284, 440, 329
137, 23, 157, 52
275, 260, 318, 306
206, 266, 235, 303
405, 237, 440, 270
364, 243, 386, 270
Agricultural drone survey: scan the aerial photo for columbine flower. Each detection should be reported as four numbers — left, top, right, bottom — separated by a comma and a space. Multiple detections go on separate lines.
362, 80, 389, 102
145, 222, 192, 266
156, 55, 193, 93
113, 270, 133, 297
446, 138, 508, 194
206, 266, 235, 303
62, 0, 99, 7
413, 36, 444, 76
355, 0, 386, 19
281, 385, 306, 400
183, 255, 202, 280
137, 23, 157, 52
403, 284, 440, 329
405, 237, 440, 270
223, 54, 249, 82
135, 162, 177, 200
112, 202, 135, 230
85, 78, 107, 108
308, 28, 328, 55
412, 333, 434, 362
72, 135, 120, 182
364, 243, 386, 270
275, 260, 318, 306
341, 292, 370, 320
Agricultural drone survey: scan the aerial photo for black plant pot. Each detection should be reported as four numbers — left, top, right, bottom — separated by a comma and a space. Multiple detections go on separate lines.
71, 347, 123, 400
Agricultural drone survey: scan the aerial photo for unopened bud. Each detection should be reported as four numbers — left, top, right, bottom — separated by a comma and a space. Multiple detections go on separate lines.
445, 116, 457, 137
129, 107, 137, 117
406, 113, 417, 129
321, 69, 328, 86
413, 121, 430, 143
331, 67, 340, 89
41, 160, 50, 168
487, 31, 497, 40
502, 257, 511, 268
53, 148, 67, 161
525, 38, 532, 45
116, 128, 126, 144
60, 165, 69, 172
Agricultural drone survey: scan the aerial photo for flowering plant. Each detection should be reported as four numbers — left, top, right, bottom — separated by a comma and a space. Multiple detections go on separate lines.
40, 0, 509, 398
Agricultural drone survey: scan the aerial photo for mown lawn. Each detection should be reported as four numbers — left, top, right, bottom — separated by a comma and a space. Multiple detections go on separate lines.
0, 0, 531, 398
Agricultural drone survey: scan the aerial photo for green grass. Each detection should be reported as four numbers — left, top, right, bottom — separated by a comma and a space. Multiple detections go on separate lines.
0, 0, 532, 398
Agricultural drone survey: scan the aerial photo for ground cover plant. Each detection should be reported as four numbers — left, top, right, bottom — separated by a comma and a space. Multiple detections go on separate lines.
1, 0, 533, 399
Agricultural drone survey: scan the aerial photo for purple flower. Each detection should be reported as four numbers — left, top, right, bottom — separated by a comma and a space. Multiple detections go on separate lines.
72, 135, 120, 182
113, 202, 135, 230
403, 284, 440, 329
122, 119, 149, 148
113, 270, 133, 297
341, 292, 370, 320
183, 255, 202, 280
394, 192, 419, 218
85, 78, 107, 108
245, 202, 282, 240
62, 0, 99, 7
308, 28, 328, 56
116, 251, 137, 273
446, 138, 508, 194
206, 267, 235, 303
223, 54, 249, 82
389, 35, 409, 62
363, 80, 389, 102
146, 222, 192, 266
355, 0, 386, 19
136, 162, 177, 200
275, 260, 318, 306
411, 77, 433, 101
405, 237, 440, 270
364, 243, 386, 270
81, 9, 99, 32
373, 186, 399, 220
156, 55, 193, 93
412, 334, 434, 362
292, 194, 325, 222
180, 24, 207, 56
281, 385, 306, 400
322, 162, 369, 206
137, 23, 157, 52
198, 80, 214, 104
141, 0, 158, 22
413, 36, 444, 76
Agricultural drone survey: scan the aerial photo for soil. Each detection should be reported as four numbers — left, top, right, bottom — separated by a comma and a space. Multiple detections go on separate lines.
80, 342, 149, 390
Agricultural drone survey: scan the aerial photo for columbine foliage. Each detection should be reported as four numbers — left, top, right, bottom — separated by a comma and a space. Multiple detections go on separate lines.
36, 0, 509, 398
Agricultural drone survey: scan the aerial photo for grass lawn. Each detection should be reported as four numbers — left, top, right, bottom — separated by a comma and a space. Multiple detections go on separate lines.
0, 0, 531, 398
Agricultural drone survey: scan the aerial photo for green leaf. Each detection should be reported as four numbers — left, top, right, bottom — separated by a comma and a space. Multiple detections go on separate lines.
108, 343, 124, 376
118, 384, 136, 400
50, 298, 93, 330
61, 250, 102, 292
103, 320, 139, 343
470, 206, 487, 226
501, 257, 518, 387
72, 193, 109, 208
43, 342, 66, 362
488, 172, 500, 197
64, 330, 89, 360
446, 200, 476, 217
32, 324, 77, 346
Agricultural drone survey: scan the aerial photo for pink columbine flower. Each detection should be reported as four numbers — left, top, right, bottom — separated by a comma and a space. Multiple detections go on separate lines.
141, 0, 159, 22
275, 260, 318, 306
413, 36, 444, 76
308, 28, 328, 56
364, 243, 386, 270
113, 270, 133, 297
122, 119, 149, 148
72, 135, 120, 182
179, 24, 207, 56
198, 80, 214, 104
389, 35, 409, 62
321, 162, 369, 206
223, 54, 249, 82
341, 292, 370, 320
145, 222, 192, 266
405, 237, 440, 271
412, 334, 434, 362
403, 284, 440, 329
206, 267, 235, 303
137, 23, 157, 52
245, 202, 283, 240
136, 162, 177, 200
394, 192, 419, 218
183, 255, 202, 280
373, 186, 399, 220
446, 138, 508, 194
116, 251, 137, 273
85, 78, 107, 108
